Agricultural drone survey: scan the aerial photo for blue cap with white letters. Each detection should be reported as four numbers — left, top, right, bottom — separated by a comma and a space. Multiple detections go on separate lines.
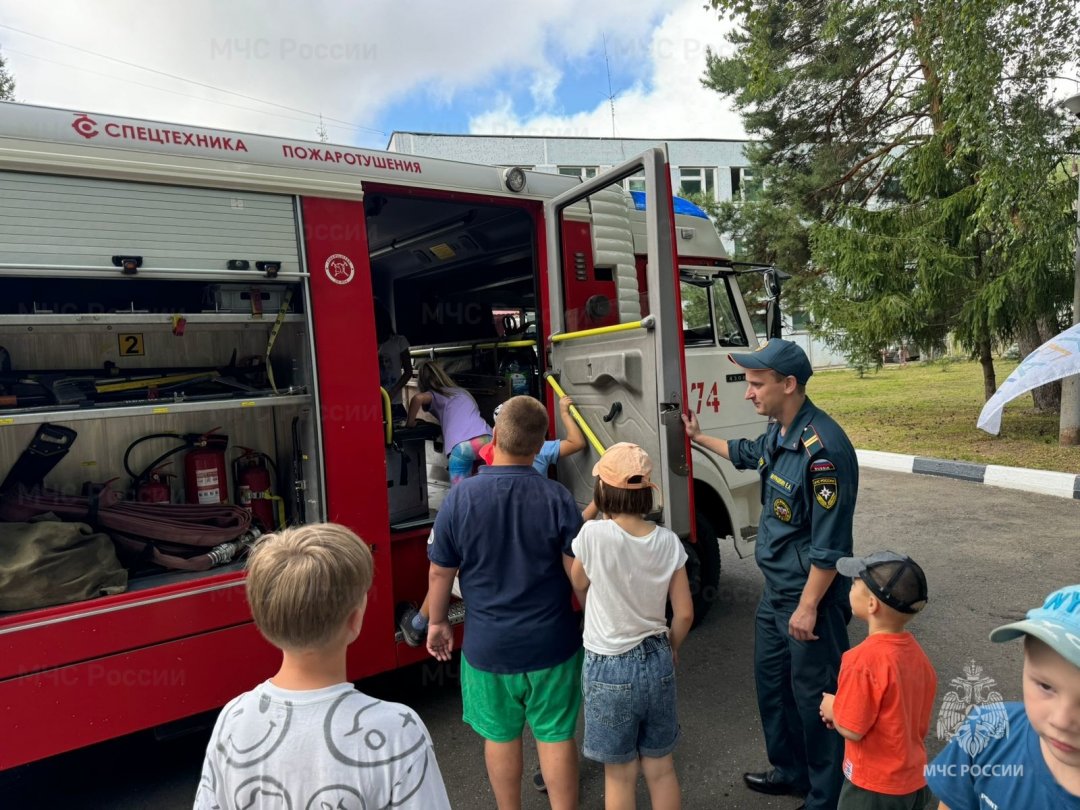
989, 585, 1080, 668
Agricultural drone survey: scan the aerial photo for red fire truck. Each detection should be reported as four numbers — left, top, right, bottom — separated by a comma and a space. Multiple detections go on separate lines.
0, 102, 765, 768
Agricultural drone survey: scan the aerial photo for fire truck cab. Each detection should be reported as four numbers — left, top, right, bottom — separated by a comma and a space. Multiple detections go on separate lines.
0, 102, 765, 768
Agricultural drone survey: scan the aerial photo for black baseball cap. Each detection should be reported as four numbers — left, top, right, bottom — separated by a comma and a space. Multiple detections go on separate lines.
728, 339, 814, 385
837, 551, 929, 614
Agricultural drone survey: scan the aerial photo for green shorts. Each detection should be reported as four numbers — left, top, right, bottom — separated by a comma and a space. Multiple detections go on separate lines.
460, 648, 584, 743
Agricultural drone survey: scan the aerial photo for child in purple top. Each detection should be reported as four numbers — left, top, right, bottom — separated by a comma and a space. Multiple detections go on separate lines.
406, 362, 492, 486
400, 362, 492, 646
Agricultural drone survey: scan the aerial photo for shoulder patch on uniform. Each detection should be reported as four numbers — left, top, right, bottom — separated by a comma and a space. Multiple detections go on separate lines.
772, 497, 792, 522
801, 424, 825, 456
758, 456, 765, 469
813, 477, 838, 510
810, 458, 836, 474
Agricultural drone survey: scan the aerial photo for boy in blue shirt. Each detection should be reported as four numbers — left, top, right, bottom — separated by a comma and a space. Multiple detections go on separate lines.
397, 394, 587, 647
478, 395, 587, 474
425, 395, 585, 810
926, 584, 1080, 809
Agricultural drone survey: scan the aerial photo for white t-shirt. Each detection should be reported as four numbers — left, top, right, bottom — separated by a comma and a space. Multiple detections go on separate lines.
571, 519, 688, 655
194, 680, 451, 810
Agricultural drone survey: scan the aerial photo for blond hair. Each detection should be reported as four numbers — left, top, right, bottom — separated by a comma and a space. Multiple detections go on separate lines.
417, 361, 458, 395
495, 395, 548, 456
245, 523, 374, 650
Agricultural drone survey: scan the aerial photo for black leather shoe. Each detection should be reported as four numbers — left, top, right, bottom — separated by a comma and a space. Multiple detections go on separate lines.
742, 770, 809, 797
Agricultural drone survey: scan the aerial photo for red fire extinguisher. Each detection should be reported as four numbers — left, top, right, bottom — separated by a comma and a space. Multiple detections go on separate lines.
184, 429, 230, 505
125, 429, 228, 505
135, 465, 173, 504
233, 448, 283, 531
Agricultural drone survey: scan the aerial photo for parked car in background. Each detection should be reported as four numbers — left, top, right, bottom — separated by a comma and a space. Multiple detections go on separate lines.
882, 344, 919, 364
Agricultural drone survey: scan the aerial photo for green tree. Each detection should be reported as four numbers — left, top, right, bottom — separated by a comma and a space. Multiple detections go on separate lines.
704, 0, 1079, 403
0, 46, 14, 101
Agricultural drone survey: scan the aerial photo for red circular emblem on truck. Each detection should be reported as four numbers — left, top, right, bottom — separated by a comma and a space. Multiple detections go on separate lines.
72, 114, 100, 139
324, 254, 355, 285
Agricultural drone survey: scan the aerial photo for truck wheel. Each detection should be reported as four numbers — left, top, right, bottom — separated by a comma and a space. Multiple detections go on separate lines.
683, 512, 721, 628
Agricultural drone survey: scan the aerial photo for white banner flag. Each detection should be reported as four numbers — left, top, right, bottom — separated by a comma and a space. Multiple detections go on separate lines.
977, 323, 1080, 435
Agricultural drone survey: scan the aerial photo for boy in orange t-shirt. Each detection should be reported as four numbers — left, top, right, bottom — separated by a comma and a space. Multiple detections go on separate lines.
819, 551, 937, 810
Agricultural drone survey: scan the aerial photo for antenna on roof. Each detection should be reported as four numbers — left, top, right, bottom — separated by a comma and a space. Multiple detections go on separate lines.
316, 114, 328, 143
603, 34, 616, 138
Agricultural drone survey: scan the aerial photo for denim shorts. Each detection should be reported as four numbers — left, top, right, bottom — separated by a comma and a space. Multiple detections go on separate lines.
582, 635, 680, 764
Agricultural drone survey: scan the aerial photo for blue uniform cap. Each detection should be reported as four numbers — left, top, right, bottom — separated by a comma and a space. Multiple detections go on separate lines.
728, 339, 814, 385
989, 585, 1080, 668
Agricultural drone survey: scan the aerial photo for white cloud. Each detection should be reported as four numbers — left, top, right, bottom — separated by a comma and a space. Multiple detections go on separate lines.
0, 0, 742, 148
529, 66, 563, 112
468, 3, 744, 139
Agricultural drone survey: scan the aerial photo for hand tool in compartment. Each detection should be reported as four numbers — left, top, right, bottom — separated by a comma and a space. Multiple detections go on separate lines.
0, 423, 78, 495
0, 350, 276, 410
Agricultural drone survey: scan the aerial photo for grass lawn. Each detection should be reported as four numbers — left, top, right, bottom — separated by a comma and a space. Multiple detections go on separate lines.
809, 359, 1080, 473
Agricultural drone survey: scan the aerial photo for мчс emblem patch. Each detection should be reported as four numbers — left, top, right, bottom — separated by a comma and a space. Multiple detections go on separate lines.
813, 476, 838, 509
773, 497, 792, 522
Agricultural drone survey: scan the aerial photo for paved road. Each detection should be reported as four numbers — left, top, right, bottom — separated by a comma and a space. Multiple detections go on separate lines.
3, 468, 1079, 808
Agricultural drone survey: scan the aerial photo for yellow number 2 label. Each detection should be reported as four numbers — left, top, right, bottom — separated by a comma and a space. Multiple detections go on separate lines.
118, 333, 145, 356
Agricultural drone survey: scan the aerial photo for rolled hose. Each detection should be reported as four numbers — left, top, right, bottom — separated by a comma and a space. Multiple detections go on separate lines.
0, 487, 253, 571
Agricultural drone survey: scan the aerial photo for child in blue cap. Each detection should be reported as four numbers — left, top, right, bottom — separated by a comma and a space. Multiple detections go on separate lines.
926, 584, 1080, 808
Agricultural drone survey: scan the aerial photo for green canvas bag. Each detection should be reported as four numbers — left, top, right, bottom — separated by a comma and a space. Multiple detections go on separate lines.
0, 516, 127, 612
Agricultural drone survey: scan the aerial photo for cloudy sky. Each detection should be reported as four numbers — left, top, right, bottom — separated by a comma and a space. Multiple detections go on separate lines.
0, 0, 745, 150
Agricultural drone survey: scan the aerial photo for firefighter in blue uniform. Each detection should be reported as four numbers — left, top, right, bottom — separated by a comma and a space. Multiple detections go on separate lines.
683, 338, 857, 810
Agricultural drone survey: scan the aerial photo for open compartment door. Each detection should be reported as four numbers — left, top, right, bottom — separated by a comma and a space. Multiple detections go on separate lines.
544, 149, 694, 538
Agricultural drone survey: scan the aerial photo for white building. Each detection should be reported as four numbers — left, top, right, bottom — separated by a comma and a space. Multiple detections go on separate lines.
387, 132, 845, 368
386, 133, 758, 239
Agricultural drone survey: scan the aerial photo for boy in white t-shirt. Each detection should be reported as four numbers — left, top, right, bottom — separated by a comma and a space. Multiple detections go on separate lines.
193, 524, 450, 810
570, 442, 694, 810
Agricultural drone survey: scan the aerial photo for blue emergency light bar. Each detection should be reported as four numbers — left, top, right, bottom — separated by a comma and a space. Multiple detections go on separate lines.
629, 190, 710, 219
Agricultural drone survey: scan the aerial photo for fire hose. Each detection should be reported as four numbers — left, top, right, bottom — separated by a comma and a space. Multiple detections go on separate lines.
0, 487, 254, 572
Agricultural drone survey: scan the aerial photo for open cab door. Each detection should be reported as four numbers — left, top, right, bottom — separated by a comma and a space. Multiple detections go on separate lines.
544, 149, 694, 539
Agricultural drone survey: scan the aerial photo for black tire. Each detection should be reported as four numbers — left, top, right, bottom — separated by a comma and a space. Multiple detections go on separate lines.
683, 512, 721, 628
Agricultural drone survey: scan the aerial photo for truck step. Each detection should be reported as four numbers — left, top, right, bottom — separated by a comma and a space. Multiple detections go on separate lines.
394, 598, 466, 644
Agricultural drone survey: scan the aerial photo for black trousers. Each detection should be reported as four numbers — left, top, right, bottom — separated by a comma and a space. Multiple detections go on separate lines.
754, 595, 850, 810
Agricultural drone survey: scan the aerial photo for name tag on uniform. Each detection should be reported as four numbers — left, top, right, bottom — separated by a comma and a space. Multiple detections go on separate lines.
769, 472, 794, 492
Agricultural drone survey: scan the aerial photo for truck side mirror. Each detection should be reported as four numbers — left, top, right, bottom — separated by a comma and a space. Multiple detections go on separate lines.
763, 267, 791, 340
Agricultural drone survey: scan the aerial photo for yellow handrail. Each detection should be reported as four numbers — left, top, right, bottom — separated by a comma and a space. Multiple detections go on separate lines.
379, 387, 392, 445
548, 314, 655, 344
544, 373, 606, 456
409, 339, 537, 357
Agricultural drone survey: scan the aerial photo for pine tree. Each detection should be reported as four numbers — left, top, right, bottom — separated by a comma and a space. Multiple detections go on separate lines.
0, 46, 14, 101
704, 0, 1079, 403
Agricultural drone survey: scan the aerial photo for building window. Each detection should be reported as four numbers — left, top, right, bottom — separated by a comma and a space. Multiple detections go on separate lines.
678, 167, 716, 200
789, 309, 812, 332
730, 167, 761, 201
557, 166, 598, 180
623, 174, 647, 193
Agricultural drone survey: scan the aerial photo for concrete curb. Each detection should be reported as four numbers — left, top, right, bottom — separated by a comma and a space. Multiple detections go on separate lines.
855, 449, 1080, 500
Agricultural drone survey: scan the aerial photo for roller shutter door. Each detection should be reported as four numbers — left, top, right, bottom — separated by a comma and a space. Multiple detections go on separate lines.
0, 171, 301, 274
